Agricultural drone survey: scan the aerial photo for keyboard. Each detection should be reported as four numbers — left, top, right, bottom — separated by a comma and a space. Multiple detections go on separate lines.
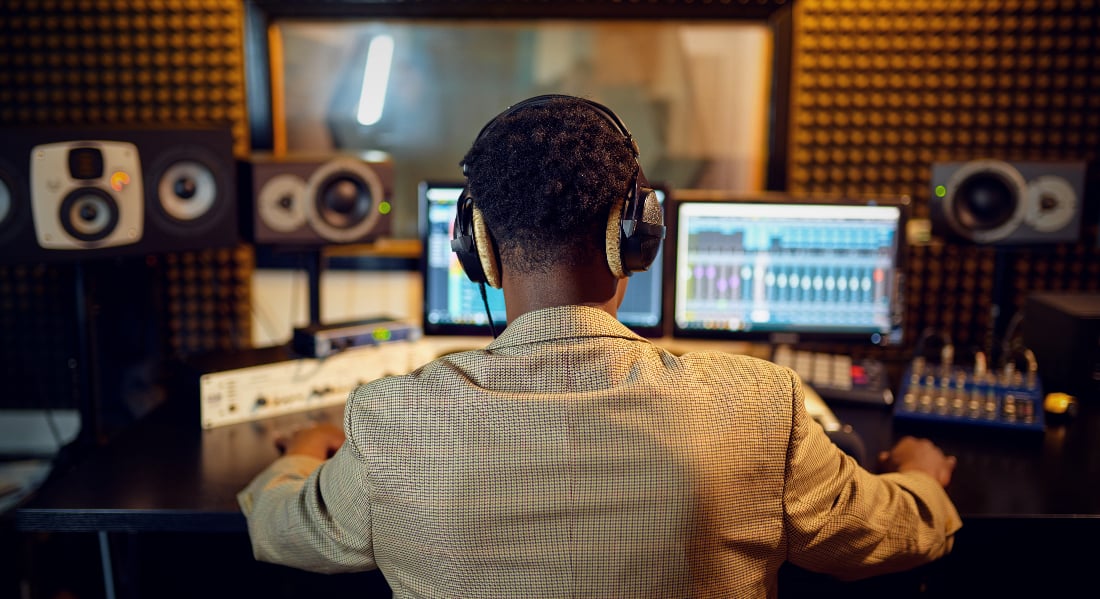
771, 345, 894, 406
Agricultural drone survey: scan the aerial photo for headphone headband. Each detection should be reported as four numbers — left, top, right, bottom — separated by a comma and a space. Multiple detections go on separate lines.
452, 94, 664, 289
462, 94, 640, 175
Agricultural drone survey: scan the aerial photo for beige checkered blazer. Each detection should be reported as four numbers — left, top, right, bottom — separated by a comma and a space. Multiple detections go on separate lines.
239, 306, 960, 598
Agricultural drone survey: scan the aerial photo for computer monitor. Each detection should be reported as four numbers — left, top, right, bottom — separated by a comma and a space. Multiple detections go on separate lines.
419, 181, 668, 337
669, 193, 908, 346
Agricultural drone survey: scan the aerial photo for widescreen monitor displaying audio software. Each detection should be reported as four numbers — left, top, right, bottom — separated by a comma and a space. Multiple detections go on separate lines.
671, 196, 907, 345
419, 181, 667, 337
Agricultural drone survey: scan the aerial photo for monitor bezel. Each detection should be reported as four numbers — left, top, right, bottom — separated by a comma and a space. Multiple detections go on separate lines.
665, 191, 911, 346
418, 180, 672, 338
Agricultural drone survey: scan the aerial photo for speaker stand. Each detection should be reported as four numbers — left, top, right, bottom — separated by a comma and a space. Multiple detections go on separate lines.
986, 246, 1017, 366
303, 248, 324, 327
71, 261, 105, 449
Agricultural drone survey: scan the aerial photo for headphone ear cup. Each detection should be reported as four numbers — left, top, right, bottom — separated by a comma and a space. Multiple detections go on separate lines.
471, 206, 502, 289
451, 193, 488, 284
605, 197, 627, 279
610, 188, 664, 277
621, 187, 664, 273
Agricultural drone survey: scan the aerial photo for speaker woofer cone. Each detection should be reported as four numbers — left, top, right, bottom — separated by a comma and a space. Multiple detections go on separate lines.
317, 175, 372, 229
952, 172, 1016, 230
302, 157, 384, 243
942, 159, 1027, 243
60, 188, 120, 242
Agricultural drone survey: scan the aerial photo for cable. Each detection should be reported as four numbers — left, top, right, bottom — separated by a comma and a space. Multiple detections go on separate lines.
479, 281, 498, 338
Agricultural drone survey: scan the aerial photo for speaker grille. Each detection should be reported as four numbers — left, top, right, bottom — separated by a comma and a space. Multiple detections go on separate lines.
790, 0, 1100, 354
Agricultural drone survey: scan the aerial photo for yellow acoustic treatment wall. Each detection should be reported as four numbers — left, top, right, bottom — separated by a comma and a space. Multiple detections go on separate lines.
0, 1, 252, 420
0, 0, 253, 354
789, 0, 1100, 356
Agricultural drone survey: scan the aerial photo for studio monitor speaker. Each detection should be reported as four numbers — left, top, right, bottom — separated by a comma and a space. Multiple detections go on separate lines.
239, 152, 394, 247
930, 160, 1086, 245
0, 126, 238, 264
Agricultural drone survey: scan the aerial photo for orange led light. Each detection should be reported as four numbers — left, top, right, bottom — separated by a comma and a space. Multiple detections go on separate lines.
110, 171, 131, 191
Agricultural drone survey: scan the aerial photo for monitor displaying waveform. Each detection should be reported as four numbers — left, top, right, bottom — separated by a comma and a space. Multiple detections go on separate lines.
671, 196, 908, 345
419, 181, 667, 337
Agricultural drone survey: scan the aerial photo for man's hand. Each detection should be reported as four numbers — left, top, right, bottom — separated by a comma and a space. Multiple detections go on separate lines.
878, 435, 957, 488
280, 423, 346, 460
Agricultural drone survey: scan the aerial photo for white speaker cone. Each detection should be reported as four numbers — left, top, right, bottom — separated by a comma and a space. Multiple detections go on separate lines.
158, 160, 217, 221
1025, 175, 1078, 233
257, 173, 307, 233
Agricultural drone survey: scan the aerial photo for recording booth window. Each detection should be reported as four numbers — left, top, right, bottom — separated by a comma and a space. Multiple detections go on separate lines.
258, 17, 780, 241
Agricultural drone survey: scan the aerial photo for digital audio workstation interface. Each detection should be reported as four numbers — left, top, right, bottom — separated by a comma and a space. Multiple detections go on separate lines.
673, 200, 904, 343
419, 181, 666, 337
672, 197, 908, 405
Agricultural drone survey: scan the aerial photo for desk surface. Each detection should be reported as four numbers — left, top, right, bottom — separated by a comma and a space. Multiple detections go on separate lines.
15, 341, 1100, 533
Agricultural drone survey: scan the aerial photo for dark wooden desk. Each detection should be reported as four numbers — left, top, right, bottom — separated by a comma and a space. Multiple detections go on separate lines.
813, 399, 1100, 598
15, 402, 343, 533
13, 385, 1100, 598
835, 400, 1100, 518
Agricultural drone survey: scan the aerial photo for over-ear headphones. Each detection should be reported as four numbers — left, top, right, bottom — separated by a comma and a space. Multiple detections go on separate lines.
450, 94, 665, 289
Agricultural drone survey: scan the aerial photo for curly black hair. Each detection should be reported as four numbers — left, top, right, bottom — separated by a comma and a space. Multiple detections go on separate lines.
460, 95, 638, 274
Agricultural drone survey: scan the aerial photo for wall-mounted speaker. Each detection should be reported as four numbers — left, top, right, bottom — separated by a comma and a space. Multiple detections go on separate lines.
0, 126, 237, 264
239, 153, 394, 247
930, 160, 1087, 245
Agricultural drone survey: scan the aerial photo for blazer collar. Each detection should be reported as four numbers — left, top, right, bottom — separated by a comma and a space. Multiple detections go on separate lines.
487, 305, 647, 350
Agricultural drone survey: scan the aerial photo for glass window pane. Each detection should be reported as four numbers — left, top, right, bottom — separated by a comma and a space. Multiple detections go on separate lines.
275, 19, 773, 239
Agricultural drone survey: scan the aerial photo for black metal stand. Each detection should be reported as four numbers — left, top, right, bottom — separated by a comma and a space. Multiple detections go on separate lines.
303, 248, 324, 327
986, 246, 1016, 367
71, 261, 103, 449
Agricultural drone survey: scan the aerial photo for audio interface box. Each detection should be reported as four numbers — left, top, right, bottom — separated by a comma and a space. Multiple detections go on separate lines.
175, 334, 421, 429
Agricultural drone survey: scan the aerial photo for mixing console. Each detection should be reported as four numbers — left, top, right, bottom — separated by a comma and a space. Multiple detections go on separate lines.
894, 356, 1044, 432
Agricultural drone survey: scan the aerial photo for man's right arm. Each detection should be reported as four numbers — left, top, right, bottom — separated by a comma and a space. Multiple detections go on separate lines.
878, 435, 958, 487
781, 372, 962, 581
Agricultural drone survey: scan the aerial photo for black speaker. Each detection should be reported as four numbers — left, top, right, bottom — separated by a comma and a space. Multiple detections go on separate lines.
930, 160, 1087, 245
0, 126, 237, 264
239, 153, 394, 247
1023, 292, 1100, 398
